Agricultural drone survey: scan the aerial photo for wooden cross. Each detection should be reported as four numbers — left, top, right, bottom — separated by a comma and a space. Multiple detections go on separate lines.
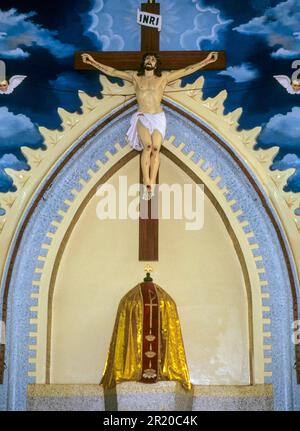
75, 0, 226, 262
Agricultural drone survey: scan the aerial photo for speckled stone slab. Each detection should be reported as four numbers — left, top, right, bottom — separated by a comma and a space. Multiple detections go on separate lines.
27, 385, 105, 411
192, 385, 273, 411
116, 381, 193, 411
27, 383, 273, 411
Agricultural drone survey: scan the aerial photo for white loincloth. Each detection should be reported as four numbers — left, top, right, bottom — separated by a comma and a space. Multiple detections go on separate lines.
126, 111, 167, 151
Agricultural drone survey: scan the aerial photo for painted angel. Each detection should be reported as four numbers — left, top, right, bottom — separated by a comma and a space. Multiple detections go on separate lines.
0, 75, 27, 94
274, 75, 300, 94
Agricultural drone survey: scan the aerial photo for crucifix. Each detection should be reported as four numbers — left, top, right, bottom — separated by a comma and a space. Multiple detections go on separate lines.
75, 0, 226, 262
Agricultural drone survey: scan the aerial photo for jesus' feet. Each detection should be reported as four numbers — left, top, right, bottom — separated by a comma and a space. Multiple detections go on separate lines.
142, 185, 153, 201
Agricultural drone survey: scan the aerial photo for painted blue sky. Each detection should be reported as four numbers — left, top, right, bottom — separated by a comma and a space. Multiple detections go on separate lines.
0, 0, 299, 195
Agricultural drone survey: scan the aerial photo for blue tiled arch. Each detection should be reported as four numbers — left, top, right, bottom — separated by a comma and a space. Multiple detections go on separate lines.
0, 103, 299, 410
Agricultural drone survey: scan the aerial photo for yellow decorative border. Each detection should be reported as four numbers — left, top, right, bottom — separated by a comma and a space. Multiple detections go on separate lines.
1, 73, 298, 385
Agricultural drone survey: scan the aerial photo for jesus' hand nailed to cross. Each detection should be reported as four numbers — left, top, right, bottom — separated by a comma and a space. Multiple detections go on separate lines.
82, 51, 218, 199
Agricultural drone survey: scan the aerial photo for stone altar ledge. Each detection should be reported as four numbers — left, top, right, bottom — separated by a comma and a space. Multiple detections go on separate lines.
27, 383, 273, 411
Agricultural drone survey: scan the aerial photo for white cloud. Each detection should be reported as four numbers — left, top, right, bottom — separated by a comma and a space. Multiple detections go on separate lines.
0, 108, 41, 191
272, 153, 300, 195
219, 63, 259, 83
180, 1, 232, 50
85, 0, 124, 51
84, 0, 231, 51
235, 0, 300, 59
272, 48, 299, 59
0, 107, 41, 147
260, 107, 300, 149
273, 153, 300, 170
0, 47, 29, 59
0, 153, 27, 170
0, 8, 75, 59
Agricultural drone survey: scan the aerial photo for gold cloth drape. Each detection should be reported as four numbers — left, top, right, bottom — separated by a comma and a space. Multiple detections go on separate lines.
100, 284, 191, 391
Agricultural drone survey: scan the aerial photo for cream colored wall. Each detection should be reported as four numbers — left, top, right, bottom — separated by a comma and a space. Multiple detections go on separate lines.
51, 155, 250, 385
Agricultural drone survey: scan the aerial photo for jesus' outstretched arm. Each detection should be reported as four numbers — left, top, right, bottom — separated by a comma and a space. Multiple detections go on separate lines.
81, 53, 134, 83
166, 52, 218, 84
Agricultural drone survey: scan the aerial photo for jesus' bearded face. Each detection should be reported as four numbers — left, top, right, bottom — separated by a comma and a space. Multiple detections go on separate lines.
144, 55, 157, 70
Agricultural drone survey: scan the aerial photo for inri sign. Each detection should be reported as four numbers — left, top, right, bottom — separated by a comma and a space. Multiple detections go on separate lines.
137, 8, 162, 32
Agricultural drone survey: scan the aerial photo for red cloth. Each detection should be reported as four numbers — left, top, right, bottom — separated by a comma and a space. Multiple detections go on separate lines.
140, 282, 160, 383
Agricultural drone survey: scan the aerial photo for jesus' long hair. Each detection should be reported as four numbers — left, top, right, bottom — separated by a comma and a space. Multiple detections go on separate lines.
137, 52, 162, 77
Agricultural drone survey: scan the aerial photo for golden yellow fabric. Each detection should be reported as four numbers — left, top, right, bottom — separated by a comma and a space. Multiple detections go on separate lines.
100, 284, 191, 391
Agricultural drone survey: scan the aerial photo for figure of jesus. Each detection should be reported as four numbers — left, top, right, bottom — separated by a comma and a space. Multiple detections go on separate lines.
82, 51, 218, 199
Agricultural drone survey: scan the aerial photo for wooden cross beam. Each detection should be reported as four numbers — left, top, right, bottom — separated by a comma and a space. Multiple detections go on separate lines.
75, 1, 226, 262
